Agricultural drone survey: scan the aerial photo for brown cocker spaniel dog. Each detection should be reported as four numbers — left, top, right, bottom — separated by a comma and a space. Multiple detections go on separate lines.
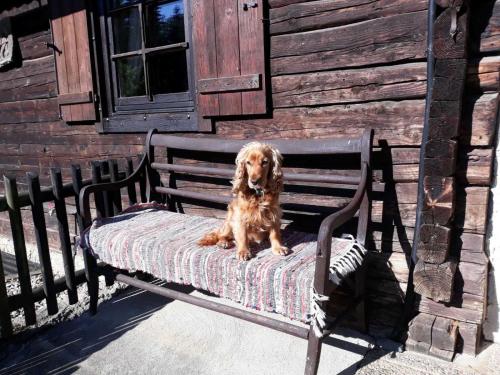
198, 142, 289, 260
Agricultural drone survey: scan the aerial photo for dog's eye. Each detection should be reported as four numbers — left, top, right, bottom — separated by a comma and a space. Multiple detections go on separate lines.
246, 161, 251, 165
262, 160, 269, 165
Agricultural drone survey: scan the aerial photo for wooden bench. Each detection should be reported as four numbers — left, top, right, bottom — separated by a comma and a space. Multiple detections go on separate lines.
79, 129, 373, 375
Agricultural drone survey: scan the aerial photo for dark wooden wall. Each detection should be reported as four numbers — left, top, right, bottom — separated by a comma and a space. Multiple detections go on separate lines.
0, 0, 498, 346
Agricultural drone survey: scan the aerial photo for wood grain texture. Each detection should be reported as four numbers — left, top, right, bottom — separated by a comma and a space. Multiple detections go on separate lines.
414, 260, 457, 302
238, 0, 267, 114
272, 63, 427, 107
192, 0, 219, 117
215, 0, 242, 115
271, 11, 427, 75
269, 0, 427, 35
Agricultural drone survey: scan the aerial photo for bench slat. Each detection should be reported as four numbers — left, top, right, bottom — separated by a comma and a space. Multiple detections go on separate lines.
150, 135, 363, 155
151, 163, 361, 185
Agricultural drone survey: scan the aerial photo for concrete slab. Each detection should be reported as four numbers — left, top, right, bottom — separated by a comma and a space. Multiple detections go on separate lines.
1, 282, 498, 375
0, 284, 373, 375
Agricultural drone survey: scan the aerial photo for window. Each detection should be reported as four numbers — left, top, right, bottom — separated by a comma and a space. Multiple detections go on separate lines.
97, 0, 198, 132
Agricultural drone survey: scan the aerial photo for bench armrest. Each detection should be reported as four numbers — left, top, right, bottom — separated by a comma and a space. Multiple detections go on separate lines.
314, 163, 369, 290
79, 154, 148, 227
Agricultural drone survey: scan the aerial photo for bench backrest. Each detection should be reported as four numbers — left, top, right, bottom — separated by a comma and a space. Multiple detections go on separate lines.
144, 129, 373, 245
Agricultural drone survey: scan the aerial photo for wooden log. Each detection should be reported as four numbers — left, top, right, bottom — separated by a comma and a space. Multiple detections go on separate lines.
433, 7, 469, 59
467, 56, 500, 93
421, 176, 455, 225
0, 98, 59, 124
392, 147, 493, 184
406, 338, 431, 355
458, 262, 488, 298
408, 313, 436, 345
366, 252, 410, 283
454, 186, 490, 234
271, 63, 427, 107
4, 176, 36, 325
413, 259, 457, 302
50, 168, 78, 305
460, 93, 498, 147
432, 316, 459, 352
27, 172, 58, 315
457, 321, 481, 355
269, 0, 427, 35
456, 148, 494, 185
271, 11, 427, 75
432, 59, 467, 102
474, 0, 500, 54
417, 224, 451, 263
417, 296, 483, 324
216, 92, 497, 147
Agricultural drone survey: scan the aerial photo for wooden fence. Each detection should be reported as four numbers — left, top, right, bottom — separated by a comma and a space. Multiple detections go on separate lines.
0, 156, 147, 338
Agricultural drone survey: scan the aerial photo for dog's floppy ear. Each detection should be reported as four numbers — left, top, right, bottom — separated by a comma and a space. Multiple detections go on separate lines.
268, 145, 283, 192
232, 143, 251, 193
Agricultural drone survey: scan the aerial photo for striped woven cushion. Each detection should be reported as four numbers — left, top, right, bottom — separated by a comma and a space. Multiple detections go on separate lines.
85, 203, 366, 323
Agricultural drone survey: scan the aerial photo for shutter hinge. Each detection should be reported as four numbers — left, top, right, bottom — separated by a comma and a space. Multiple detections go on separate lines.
242, 2, 258, 11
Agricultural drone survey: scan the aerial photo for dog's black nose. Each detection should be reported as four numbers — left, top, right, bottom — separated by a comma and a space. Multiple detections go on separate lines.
251, 178, 261, 185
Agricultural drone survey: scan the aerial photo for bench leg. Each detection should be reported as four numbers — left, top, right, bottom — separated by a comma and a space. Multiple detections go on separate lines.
83, 252, 99, 315
304, 327, 322, 375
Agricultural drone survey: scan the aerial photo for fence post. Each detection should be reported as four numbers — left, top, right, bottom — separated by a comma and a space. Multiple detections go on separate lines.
4, 175, 37, 325
0, 249, 13, 338
137, 154, 147, 203
27, 173, 58, 315
108, 159, 122, 214
50, 168, 78, 305
71, 165, 84, 234
126, 157, 137, 206
91, 161, 106, 218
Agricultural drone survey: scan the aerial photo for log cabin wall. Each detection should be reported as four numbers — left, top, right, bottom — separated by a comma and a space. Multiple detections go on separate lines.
0, 0, 498, 357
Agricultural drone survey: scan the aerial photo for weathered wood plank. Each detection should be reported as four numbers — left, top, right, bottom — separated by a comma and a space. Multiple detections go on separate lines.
4, 176, 36, 326
27, 172, 58, 315
418, 296, 483, 324
272, 63, 426, 107
214, 0, 242, 115
0, 98, 59, 124
217, 92, 498, 147
392, 148, 493, 184
269, 0, 428, 35
271, 11, 427, 75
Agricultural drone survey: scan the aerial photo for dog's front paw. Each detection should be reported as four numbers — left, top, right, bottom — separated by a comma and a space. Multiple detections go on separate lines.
217, 240, 234, 249
272, 245, 289, 256
237, 248, 252, 261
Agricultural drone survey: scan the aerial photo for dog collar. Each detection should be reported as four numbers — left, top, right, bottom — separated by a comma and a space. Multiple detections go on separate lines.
253, 188, 264, 197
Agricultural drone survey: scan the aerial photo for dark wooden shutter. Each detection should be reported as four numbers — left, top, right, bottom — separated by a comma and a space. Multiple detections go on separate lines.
49, 0, 96, 123
192, 0, 267, 117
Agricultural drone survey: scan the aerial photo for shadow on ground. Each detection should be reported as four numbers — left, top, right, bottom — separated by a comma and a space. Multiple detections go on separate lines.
0, 280, 378, 375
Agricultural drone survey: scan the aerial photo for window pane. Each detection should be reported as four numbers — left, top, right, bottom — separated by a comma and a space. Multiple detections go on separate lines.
146, 0, 185, 48
112, 7, 141, 53
116, 56, 146, 97
148, 51, 188, 94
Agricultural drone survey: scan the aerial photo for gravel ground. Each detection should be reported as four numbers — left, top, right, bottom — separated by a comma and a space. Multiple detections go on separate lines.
0, 235, 128, 337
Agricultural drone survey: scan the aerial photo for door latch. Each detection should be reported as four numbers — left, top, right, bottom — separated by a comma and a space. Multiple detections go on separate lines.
243, 2, 258, 11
